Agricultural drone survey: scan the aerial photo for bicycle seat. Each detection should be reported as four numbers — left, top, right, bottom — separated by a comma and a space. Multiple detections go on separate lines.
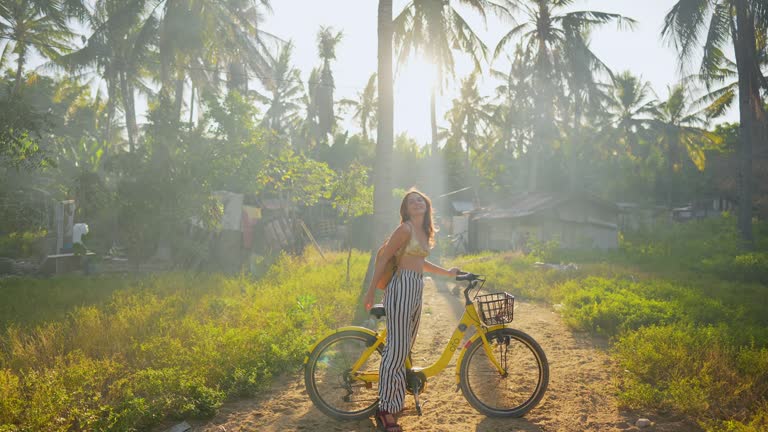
369, 304, 386, 319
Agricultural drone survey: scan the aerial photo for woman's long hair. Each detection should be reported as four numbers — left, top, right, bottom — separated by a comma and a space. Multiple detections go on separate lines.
399, 188, 436, 247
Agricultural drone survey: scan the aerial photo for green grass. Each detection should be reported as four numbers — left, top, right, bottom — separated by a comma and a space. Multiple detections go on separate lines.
0, 249, 366, 432
448, 217, 768, 431
2, 214, 766, 431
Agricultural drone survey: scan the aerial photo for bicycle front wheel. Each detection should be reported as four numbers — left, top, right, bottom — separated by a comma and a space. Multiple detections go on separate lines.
304, 330, 383, 420
460, 328, 549, 417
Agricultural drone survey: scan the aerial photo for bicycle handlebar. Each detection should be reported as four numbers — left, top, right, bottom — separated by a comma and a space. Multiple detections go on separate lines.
455, 272, 480, 282
455, 272, 485, 305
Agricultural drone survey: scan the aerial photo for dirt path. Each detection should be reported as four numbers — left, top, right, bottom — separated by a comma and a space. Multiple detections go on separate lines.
185, 278, 698, 432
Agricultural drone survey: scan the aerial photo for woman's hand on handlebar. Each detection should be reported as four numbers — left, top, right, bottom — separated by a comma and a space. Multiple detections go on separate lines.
448, 267, 460, 277
363, 288, 375, 311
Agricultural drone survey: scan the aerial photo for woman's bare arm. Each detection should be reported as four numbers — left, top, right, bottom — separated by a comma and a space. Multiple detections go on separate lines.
423, 260, 459, 277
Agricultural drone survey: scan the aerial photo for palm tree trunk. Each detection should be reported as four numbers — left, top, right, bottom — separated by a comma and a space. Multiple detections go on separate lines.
569, 97, 582, 191
228, 61, 248, 93
374, 0, 394, 243
127, 88, 138, 151
13, 48, 26, 95
528, 148, 539, 192
120, 72, 138, 153
189, 85, 195, 128
733, 0, 759, 247
430, 85, 438, 153
666, 143, 675, 208
104, 76, 117, 148
174, 73, 185, 125
363, 0, 394, 314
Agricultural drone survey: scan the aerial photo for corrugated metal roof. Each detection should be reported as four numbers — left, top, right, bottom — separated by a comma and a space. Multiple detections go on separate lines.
474, 191, 617, 220
450, 201, 475, 213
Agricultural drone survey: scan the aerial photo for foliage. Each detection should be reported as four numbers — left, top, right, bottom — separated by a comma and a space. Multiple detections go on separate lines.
338, 73, 377, 141
257, 149, 335, 206
448, 244, 768, 429
330, 162, 374, 220
0, 96, 49, 171
614, 325, 768, 425
0, 250, 365, 431
618, 215, 768, 284
0, 230, 48, 259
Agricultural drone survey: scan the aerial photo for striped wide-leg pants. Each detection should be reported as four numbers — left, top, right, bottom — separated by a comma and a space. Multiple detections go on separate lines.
378, 269, 424, 413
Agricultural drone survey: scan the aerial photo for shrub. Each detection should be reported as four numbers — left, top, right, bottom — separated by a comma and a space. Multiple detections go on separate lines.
450, 248, 768, 429
0, 230, 48, 259
559, 278, 681, 336
614, 324, 768, 425
0, 249, 365, 431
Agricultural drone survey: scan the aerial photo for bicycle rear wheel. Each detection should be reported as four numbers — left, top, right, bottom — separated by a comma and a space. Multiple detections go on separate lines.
304, 330, 383, 420
460, 328, 549, 417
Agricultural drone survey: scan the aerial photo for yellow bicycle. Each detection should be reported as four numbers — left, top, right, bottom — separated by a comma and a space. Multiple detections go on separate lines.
303, 273, 549, 420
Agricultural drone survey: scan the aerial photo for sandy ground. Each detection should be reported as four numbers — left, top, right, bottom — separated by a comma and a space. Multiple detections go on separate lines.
182, 278, 701, 432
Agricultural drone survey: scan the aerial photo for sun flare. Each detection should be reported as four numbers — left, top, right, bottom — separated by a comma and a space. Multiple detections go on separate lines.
394, 56, 439, 144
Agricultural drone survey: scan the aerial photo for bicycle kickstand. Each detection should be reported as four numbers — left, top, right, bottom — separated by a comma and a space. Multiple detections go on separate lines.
412, 389, 425, 416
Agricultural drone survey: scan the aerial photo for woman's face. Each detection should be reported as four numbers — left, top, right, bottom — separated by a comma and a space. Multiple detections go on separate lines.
405, 193, 427, 218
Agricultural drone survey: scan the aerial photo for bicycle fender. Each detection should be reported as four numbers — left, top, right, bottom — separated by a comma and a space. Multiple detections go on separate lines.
303, 326, 378, 365
454, 325, 506, 385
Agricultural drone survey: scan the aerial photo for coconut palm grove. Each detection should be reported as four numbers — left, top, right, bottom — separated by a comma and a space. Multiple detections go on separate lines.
0, 1, 767, 431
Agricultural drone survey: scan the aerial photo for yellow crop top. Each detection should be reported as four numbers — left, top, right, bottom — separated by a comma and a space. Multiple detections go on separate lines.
396, 222, 430, 258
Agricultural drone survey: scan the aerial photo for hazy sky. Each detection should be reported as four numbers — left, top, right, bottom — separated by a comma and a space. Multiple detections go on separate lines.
262, 0, 736, 145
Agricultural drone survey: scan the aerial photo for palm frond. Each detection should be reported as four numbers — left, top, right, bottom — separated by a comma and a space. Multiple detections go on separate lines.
493, 22, 529, 58
701, 84, 736, 118
457, 0, 517, 24
662, 0, 713, 67
449, 7, 488, 69
558, 11, 637, 31
699, 1, 732, 82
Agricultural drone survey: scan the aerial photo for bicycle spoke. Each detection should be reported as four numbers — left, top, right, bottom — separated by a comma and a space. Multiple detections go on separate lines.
460, 329, 549, 417
307, 333, 382, 417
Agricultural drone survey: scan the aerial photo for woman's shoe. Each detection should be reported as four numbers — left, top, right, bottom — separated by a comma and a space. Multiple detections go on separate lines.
375, 410, 402, 432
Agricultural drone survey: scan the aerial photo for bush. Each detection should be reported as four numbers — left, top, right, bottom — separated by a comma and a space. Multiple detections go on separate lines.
559, 278, 682, 336
450, 248, 768, 429
614, 324, 768, 422
0, 230, 47, 259
0, 249, 365, 431
620, 216, 768, 284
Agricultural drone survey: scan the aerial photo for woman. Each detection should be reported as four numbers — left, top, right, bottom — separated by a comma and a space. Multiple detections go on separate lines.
363, 189, 460, 432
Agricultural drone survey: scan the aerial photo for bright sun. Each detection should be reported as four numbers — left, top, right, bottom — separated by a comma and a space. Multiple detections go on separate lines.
394, 56, 438, 144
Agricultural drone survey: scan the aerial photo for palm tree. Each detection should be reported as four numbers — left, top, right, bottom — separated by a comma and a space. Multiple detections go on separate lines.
0, 0, 74, 95
58, 0, 157, 153
602, 71, 658, 159
394, 0, 512, 153
442, 72, 493, 168
156, 0, 277, 123
258, 41, 304, 140
662, 0, 767, 245
495, 0, 635, 191
561, 27, 615, 190
694, 36, 767, 120
652, 84, 723, 207
339, 73, 378, 141
315, 26, 343, 145
489, 45, 534, 157
372, 0, 394, 264
50, 77, 116, 174
292, 67, 322, 152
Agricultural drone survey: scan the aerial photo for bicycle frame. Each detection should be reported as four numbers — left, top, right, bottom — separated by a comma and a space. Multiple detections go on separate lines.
304, 296, 507, 387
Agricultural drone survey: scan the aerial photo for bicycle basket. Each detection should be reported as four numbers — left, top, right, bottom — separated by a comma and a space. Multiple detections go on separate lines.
475, 292, 515, 325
